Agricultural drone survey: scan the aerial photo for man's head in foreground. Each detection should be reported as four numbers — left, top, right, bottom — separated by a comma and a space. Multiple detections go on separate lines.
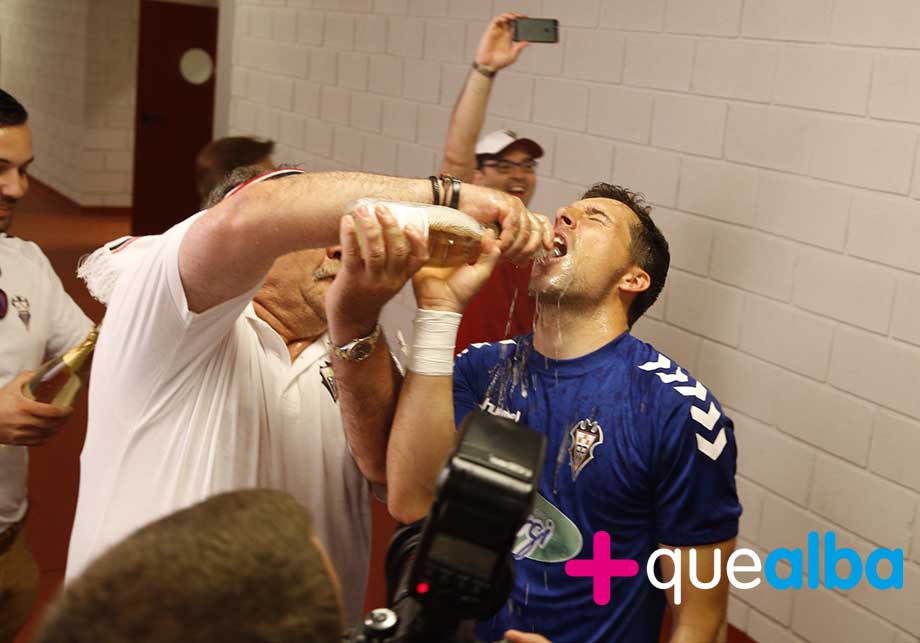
474, 129, 543, 206
531, 182, 669, 327
35, 489, 343, 643
0, 89, 33, 233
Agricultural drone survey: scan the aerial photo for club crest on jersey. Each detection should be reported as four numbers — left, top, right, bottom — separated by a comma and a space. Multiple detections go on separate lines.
318, 360, 338, 403
569, 418, 604, 481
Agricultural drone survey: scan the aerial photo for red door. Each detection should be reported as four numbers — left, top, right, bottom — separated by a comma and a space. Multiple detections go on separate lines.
132, 0, 217, 235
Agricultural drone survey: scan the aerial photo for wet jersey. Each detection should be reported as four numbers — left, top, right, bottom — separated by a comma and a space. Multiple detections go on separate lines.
453, 332, 741, 643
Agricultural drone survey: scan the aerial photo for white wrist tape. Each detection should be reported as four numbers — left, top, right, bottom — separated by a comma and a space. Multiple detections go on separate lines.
409, 309, 463, 376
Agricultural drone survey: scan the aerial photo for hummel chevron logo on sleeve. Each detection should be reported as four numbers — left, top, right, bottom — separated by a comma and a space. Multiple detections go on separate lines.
691, 402, 721, 432
696, 429, 727, 460
656, 368, 689, 384
674, 381, 708, 401
638, 354, 671, 371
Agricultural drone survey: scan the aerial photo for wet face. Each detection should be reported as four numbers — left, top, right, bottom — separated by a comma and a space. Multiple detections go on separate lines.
0, 124, 33, 233
267, 246, 342, 323
474, 145, 537, 206
530, 198, 639, 304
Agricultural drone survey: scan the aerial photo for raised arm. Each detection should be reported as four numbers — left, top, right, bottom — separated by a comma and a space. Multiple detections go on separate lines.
440, 13, 529, 181
386, 237, 504, 523
179, 172, 549, 314
324, 205, 428, 484
179, 172, 431, 313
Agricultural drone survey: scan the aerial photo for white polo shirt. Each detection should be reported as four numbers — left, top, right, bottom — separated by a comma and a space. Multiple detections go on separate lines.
0, 234, 92, 535
66, 219, 372, 625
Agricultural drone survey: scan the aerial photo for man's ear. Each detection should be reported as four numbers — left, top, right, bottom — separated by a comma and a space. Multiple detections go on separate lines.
619, 267, 650, 295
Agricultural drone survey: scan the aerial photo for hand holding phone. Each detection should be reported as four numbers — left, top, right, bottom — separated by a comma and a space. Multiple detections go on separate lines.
512, 18, 559, 43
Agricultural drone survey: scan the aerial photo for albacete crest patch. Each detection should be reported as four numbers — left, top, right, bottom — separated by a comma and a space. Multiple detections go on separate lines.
569, 418, 604, 481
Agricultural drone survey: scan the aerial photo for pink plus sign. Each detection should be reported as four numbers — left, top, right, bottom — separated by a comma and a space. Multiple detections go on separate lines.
564, 531, 640, 605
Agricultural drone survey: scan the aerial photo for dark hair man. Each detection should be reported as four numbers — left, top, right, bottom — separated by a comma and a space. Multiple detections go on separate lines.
387, 184, 741, 643
0, 88, 93, 641
65, 161, 551, 626
194, 136, 275, 205
36, 489, 343, 643
440, 13, 545, 352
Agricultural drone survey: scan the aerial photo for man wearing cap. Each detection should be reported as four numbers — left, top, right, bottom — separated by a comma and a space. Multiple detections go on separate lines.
440, 12, 545, 352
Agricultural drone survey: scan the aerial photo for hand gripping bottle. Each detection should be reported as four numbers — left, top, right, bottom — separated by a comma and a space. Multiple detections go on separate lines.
346, 199, 490, 267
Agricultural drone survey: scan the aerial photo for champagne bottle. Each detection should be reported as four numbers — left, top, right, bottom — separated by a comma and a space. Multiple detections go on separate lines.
22, 325, 99, 407
346, 199, 493, 268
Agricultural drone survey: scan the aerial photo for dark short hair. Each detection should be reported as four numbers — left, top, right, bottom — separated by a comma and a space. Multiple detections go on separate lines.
34, 489, 342, 643
580, 182, 670, 327
0, 89, 28, 127
195, 136, 275, 203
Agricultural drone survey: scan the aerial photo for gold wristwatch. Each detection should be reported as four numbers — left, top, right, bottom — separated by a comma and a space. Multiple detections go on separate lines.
329, 324, 382, 362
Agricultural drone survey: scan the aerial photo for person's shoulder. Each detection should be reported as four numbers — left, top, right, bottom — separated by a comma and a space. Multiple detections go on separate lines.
0, 234, 57, 277
627, 335, 722, 419
0, 233, 49, 262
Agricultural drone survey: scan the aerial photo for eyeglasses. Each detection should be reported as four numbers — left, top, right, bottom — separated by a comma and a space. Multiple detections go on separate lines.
480, 159, 538, 174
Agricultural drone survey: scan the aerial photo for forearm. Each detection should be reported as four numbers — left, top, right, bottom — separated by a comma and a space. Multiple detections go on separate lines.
331, 335, 401, 485
180, 172, 432, 312
386, 372, 457, 523
441, 70, 493, 180
668, 621, 725, 643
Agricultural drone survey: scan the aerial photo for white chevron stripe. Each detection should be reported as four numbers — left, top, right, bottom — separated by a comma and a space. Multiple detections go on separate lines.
656, 367, 688, 384
691, 402, 721, 431
696, 428, 727, 461
638, 354, 671, 371
674, 380, 708, 401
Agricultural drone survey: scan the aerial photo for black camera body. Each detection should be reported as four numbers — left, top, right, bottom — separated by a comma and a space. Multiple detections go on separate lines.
347, 410, 546, 643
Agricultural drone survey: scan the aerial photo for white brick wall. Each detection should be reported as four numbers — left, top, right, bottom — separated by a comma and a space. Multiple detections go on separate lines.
226, 2, 920, 639
0, 0, 137, 206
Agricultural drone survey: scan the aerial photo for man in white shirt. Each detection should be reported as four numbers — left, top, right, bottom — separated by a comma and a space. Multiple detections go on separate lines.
67, 165, 551, 625
0, 89, 94, 641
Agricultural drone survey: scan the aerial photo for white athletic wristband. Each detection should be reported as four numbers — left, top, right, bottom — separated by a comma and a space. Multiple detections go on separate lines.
409, 309, 463, 376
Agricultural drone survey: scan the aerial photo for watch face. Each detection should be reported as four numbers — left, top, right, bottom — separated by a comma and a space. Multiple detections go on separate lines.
349, 341, 373, 361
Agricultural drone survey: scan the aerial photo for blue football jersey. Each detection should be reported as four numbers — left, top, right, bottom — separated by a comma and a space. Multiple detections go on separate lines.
453, 332, 741, 643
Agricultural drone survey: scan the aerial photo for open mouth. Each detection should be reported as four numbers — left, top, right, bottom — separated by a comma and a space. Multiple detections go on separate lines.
552, 234, 568, 258
508, 186, 527, 197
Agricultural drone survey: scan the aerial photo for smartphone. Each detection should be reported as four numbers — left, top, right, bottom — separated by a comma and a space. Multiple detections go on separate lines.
512, 18, 559, 43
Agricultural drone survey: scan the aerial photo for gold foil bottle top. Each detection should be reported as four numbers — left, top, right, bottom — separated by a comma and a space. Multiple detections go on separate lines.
61, 325, 99, 373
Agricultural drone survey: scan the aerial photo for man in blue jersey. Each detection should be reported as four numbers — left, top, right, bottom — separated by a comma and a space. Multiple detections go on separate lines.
387, 183, 741, 643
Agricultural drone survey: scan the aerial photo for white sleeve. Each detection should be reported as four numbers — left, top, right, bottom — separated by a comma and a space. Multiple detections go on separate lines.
101, 220, 264, 391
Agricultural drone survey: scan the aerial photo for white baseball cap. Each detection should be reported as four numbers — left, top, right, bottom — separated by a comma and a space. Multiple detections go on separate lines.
475, 129, 544, 159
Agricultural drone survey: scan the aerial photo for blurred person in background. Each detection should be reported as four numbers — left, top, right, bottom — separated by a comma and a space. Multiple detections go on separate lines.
194, 135, 275, 207
0, 88, 93, 643
440, 13, 544, 352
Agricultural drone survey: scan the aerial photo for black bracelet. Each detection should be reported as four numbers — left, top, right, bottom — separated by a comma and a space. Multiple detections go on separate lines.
428, 175, 441, 205
472, 61, 497, 78
440, 174, 461, 209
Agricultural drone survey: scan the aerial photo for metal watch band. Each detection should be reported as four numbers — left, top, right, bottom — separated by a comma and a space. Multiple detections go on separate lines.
329, 323, 382, 362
